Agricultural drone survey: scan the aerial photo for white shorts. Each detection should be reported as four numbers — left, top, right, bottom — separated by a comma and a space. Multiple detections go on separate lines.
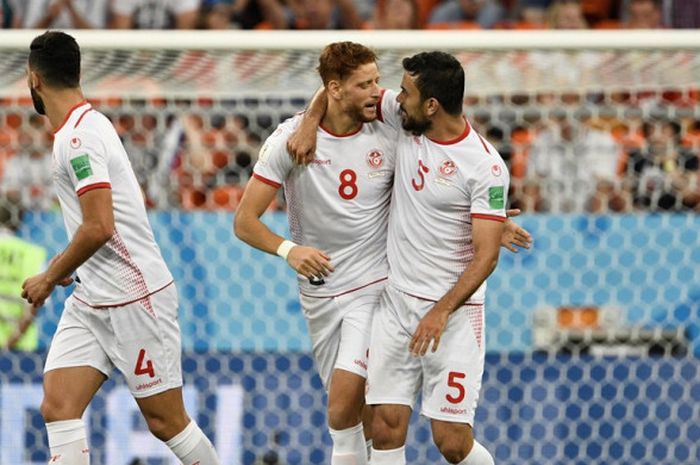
44, 283, 183, 398
300, 280, 385, 390
366, 285, 485, 425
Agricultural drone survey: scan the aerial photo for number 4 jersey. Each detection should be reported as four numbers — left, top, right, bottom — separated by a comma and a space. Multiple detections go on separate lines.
253, 114, 397, 297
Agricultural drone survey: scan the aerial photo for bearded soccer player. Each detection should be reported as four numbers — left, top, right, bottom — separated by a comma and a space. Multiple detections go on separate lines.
21, 31, 221, 465
235, 42, 398, 465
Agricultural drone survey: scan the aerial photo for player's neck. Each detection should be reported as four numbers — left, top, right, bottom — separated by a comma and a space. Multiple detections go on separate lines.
45, 89, 87, 132
425, 113, 466, 143
321, 103, 362, 137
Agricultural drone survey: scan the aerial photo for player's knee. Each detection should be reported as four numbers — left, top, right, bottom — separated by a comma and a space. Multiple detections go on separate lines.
327, 399, 363, 430
40, 395, 77, 422
371, 409, 403, 448
435, 435, 472, 464
143, 412, 187, 441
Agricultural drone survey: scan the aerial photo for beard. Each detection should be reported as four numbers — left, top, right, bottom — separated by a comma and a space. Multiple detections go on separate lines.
31, 88, 46, 115
347, 103, 377, 124
401, 110, 432, 136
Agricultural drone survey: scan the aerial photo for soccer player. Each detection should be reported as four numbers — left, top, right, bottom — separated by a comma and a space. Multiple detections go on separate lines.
235, 42, 396, 465
367, 52, 501, 465
20, 31, 221, 465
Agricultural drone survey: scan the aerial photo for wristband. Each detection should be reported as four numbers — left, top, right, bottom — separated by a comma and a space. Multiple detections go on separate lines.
276, 240, 297, 261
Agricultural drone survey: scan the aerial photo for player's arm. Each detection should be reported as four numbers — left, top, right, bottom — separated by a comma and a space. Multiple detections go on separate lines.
234, 178, 334, 279
410, 217, 504, 356
21, 188, 114, 309
287, 87, 327, 165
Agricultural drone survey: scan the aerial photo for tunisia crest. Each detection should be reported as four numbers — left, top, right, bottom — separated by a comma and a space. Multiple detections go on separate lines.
439, 160, 457, 176
367, 150, 384, 169
70, 137, 81, 149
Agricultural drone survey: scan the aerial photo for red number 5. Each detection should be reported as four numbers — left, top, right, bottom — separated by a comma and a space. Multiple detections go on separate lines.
134, 348, 155, 378
446, 371, 466, 404
338, 169, 358, 200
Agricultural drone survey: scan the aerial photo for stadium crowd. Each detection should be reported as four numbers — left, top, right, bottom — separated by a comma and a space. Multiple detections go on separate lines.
0, 0, 699, 31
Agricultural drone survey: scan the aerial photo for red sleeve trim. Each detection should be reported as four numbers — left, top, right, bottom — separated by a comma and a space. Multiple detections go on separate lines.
74, 108, 95, 129
253, 173, 282, 189
77, 182, 111, 196
472, 213, 506, 222
377, 88, 386, 123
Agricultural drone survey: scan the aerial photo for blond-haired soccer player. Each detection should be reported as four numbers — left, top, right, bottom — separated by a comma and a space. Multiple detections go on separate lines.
235, 42, 397, 465
21, 31, 221, 465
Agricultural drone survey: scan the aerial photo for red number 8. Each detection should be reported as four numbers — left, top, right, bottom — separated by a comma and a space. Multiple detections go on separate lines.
338, 169, 358, 200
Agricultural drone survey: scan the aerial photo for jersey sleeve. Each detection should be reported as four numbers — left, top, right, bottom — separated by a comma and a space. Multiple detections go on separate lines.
62, 130, 112, 196
470, 157, 509, 222
377, 89, 402, 131
252, 118, 298, 188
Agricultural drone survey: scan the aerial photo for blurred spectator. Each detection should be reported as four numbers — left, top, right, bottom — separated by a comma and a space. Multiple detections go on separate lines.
428, 0, 504, 28
369, 0, 420, 28
0, 114, 55, 211
666, 0, 700, 28
547, 0, 589, 28
13, 0, 109, 29
626, 120, 699, 210
1, 0, 19, 27
0, 202, 47, 351
623, 0, 663, 27
202, 0, 291, 29
514, 0, 552, 26
282, 0, 363, 29
524, 118, 626, 212
111, 0, 200, 29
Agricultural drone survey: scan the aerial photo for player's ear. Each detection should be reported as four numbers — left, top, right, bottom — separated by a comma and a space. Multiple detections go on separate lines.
327, 79, 342, 100
424, 97, 439, 117
28, 70, 41, 90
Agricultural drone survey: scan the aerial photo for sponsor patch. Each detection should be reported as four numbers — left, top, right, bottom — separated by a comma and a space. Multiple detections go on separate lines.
489, 186, 504, 209
70, 154, 93, 180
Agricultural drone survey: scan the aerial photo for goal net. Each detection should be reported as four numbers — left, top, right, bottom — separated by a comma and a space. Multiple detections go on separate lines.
0, 30, 699, 465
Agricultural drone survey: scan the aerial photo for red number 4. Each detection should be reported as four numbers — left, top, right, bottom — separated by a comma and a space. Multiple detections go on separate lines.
134, 348, 155, 378
446, 371, 466, 404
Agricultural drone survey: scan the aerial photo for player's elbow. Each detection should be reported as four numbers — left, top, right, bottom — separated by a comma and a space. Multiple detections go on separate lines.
233, 211, 252, 243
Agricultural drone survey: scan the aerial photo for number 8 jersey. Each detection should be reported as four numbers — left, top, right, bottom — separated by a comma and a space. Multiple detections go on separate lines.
252, 114, 398, 297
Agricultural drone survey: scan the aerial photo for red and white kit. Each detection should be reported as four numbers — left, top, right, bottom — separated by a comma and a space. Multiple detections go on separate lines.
367, 91, 510, 424
253, 112, 397, 387
45, 101, 181, 398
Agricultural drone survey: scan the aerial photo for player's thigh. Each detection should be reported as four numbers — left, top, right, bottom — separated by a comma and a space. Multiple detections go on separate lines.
371, 403, 412, 448
421, 305, 485, 426
334, 282, 383, 382
43, 367, 106, 420
135, 386, 189, 439
300, 293, 343, 389
366, 286, 421, 407
108, 285, 183, 398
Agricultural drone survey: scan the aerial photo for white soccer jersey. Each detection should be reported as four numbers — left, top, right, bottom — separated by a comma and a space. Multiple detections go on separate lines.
253, 113, 398, 297
52, 101, 173, 307
383, 96, 509, 304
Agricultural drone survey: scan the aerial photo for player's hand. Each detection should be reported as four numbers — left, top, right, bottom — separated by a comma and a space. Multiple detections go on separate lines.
409, 304, 450, 357
21, 272, 56, 310
287, 123, 317, 165
500, 209, 532, 253
286, 246, 334, 280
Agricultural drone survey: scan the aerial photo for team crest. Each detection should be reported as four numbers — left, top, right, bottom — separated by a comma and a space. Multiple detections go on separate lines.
491, 164, 502, 177
70, 137, 81, 149
366, 150, 384, 169
439, 160, 457, 177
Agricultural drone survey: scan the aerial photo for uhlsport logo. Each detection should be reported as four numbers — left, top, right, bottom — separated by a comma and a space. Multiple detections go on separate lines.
439, 160, 457, 177
367, 149, 384, 169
